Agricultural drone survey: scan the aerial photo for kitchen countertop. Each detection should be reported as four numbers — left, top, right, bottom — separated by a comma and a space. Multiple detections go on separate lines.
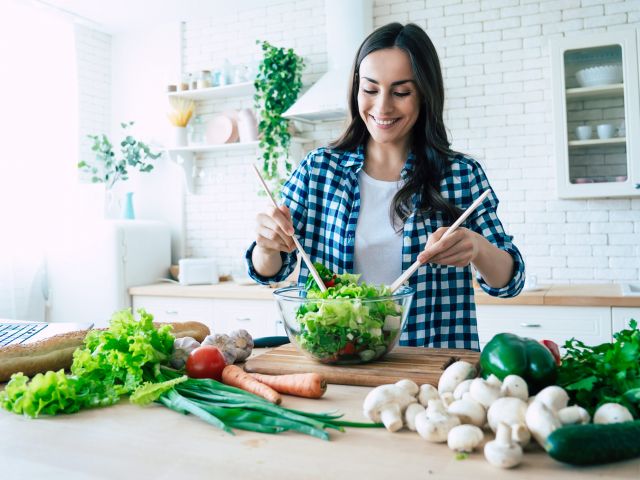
129, 282, 640, 307
1, 381, 638, 479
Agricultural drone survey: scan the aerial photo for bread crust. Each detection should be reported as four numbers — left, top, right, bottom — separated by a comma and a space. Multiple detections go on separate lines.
0, 321, 210, 382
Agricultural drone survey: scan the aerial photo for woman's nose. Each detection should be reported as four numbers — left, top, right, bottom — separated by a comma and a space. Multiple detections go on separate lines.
374, 92, 393, 114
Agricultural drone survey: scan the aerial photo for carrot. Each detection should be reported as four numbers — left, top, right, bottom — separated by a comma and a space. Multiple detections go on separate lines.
221, 365, 282, 405
248, 372, 327, 399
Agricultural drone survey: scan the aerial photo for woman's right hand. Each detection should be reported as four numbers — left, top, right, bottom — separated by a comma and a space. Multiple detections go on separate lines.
255, 205, 297, 255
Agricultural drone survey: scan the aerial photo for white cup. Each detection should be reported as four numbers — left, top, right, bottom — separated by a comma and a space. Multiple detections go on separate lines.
575, 125, 592, 140
597, 123, 615, 139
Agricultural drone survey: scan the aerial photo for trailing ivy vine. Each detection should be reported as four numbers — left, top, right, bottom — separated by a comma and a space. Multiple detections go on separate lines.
253, 40, 304, 195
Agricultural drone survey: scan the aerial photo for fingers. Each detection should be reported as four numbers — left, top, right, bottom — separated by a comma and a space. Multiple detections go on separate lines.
255, 205, 296, 253
418, 229, 472, 266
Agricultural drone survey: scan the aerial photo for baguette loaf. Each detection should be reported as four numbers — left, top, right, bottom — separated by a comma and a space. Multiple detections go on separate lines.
0, 321, 210, 383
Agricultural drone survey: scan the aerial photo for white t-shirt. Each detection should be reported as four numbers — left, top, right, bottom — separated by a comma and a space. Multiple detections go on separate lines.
353, 169, 404, 285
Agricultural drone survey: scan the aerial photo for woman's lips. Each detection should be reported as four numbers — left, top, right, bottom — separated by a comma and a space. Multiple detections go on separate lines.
370, 114, 399, 129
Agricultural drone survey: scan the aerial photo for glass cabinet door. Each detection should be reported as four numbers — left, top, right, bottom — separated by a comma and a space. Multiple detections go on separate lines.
551, 30, 639, 198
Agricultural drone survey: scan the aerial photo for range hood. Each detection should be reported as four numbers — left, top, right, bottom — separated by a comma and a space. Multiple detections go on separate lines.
282, 0, 373, 123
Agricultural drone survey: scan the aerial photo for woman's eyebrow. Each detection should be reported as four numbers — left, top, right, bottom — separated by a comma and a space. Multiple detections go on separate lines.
362, 76, 414, 86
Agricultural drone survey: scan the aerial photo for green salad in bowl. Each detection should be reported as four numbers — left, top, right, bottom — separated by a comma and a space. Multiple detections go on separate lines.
272, 264, 414, 364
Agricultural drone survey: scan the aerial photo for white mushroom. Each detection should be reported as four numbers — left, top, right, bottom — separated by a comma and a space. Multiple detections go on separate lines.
415, 399, 461, 442
484, 422, 523, 469
534, 385, 569, 412
469, 376, 502, 408
447, 424, 484, 453
500, 375, 529, 401
404, 402, 426, 432
417, 384, 440, 406
558, 405, 591, 425
440, 392, 455, 408
525, 399, 562, 446
448, 392, 486, 428
395, 379, 419, 397
438, 361, 476, 395
487, 397, 530, 447
593, 403, 633, 424
363, 384, 417, 432
453, 379, 473, 400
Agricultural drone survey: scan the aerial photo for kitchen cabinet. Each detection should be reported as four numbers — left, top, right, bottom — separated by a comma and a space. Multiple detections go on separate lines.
550, 29, 640, 198
611, 307, 640, 334
132, 295, 282, 338
476, 305, 611, 350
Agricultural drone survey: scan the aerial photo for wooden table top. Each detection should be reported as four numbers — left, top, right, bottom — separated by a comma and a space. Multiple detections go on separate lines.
1, 383, 638, 479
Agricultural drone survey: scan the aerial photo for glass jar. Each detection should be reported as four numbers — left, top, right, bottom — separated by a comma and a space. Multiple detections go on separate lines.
188, 116, 206, 146
196, 70, 212, 89
178, 72, 190, 91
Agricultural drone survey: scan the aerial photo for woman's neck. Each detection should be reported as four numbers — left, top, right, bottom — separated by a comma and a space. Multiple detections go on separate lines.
364, 140, 409, 181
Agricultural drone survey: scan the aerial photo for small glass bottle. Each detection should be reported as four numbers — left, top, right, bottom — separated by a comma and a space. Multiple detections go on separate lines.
197, 70, 212, 89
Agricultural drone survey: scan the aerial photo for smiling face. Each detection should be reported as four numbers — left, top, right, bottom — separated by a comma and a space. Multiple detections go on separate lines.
357, 47, 421, 149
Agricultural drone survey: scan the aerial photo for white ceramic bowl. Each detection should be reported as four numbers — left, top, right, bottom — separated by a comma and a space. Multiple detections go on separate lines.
575, 64, 623, 88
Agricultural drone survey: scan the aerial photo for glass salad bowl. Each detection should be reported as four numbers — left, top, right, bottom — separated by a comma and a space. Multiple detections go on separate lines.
272, 285, 414, 365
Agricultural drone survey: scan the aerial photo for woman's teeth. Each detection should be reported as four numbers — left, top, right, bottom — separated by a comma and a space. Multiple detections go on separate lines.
372, 116, 398, 126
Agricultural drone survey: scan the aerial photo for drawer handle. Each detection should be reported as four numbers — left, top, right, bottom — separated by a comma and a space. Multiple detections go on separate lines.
165, 310, 179, 315
236, 317, 251, 322
520, 323, 541, 328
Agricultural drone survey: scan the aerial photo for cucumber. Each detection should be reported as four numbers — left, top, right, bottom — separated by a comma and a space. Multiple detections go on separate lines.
545, 420, 640, 466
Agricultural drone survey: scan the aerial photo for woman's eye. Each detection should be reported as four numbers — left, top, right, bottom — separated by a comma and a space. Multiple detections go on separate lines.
394, 92, 411, 97
363, 89, 377, 95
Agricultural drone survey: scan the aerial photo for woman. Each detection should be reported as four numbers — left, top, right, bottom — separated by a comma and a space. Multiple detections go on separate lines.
245, 23, 525, 351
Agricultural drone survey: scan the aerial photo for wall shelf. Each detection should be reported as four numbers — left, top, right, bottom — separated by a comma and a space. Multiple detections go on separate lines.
568, 137, 626, 147
565, 83, 624, 100
168, 82, 254, 101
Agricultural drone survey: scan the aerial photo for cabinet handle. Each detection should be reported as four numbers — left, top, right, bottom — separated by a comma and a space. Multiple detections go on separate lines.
236, 317, 251, 322
635, 183, 640, 189
520, 323, 541, 328
165, 310, 178, 315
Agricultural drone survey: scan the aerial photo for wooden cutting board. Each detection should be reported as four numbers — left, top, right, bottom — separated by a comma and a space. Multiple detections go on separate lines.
244, 344, 480, 387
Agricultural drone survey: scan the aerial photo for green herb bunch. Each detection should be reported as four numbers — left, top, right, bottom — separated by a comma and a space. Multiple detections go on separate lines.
78, 121, 161, 189
558, 319, 640, 417
253, 40, 305, 195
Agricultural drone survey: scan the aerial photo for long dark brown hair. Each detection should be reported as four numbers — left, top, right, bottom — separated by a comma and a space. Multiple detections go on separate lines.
330, 22, 462, 226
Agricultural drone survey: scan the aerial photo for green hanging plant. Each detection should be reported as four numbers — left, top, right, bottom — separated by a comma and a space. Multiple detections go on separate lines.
254, 40, 305, 196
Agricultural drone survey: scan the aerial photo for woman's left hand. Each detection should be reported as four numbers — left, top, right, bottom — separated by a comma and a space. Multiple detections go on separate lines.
417, 227, 481, 268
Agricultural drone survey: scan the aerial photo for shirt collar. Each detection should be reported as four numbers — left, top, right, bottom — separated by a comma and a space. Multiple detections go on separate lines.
340, 144, 416, 179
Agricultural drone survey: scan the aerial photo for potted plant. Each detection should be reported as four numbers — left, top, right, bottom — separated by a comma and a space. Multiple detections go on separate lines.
77, 121, 161, 217
253, 40, 305, 196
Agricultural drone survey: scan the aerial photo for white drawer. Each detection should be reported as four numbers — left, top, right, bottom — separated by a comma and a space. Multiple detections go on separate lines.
476, 305, 611, 350
132, 296, 215, 331
212, 299, 279, 338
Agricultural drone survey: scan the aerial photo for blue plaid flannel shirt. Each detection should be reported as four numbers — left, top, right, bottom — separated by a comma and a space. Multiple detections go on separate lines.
245, 146, 525, 351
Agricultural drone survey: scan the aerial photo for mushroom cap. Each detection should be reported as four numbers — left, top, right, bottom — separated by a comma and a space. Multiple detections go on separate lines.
500, 375, 528, 401
447, 424, 484, 452
418, 384, 440, 406
448, 396, 486, 427
395, 379, 419, 397
593, 403, 633, 424
469, 377, 502, 408
404, 402, 426, 431
525, 399, 562, 446
534, 386, 569, 412
363, 384, 416, 421
438, 361, 476, 395
453, 379, 473, 400
487, 397, 528, 432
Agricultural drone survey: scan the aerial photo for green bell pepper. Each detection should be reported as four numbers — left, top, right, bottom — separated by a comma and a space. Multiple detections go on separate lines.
480, 332, 558, 394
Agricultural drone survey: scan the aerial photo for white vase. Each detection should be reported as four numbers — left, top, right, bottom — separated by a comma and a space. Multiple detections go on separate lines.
173, 126, 188, 147
104, 188, 121, 219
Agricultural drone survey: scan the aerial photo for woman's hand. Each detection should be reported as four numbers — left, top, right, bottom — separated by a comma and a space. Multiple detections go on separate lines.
255, 205, 297, 255
417, 227, 480, 268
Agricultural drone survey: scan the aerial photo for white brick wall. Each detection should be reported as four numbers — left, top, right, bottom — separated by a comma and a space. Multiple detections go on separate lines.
75, 25, 111, 175
77, 0, 640, 284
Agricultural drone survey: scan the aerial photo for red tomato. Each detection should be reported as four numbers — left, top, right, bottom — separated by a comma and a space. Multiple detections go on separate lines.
185, 346, 226, 380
